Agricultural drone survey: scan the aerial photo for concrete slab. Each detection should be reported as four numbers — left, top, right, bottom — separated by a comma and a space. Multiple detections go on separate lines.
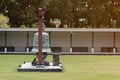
18, 62, 62, 72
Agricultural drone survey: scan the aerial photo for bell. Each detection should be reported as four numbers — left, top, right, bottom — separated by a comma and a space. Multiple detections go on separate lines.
32, 32, 51, 53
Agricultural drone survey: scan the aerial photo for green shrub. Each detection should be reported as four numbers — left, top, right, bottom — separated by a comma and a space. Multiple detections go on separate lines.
0, 13, 10, 28
20, 25, 27, 28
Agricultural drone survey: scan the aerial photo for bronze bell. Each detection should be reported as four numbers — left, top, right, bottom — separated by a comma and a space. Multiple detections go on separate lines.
31, 32, 51, 53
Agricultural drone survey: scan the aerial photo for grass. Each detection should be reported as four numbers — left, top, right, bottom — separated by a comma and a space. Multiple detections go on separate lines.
1, 55, 120, 80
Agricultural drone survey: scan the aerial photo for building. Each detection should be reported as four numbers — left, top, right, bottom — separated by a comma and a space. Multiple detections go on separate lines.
0, 28, 37, 53
1, 28, 120, 54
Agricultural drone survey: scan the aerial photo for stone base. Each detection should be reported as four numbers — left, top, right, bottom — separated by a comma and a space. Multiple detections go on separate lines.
18, 62, 62, 72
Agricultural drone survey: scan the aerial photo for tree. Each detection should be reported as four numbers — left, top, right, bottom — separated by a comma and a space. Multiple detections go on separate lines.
2, 0, 48, 28
1, 0, 120, 28
0, 13, 9, 28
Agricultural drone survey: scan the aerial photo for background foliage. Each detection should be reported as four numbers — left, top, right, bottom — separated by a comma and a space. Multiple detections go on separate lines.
0, 0, 120, 28
0, 13, 9, 28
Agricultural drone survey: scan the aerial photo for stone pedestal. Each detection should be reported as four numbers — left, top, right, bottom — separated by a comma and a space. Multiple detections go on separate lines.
53, 53, 60, 66
18, 62, 62, 72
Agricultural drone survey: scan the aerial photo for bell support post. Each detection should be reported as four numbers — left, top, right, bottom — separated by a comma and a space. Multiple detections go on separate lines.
38, 8, 44, 64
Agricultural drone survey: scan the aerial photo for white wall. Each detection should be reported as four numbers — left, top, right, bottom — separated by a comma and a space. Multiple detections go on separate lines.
7, 32, 27, 51
50, 32, 70, 52
72, 32, 92, 52
94, 32, 114, 52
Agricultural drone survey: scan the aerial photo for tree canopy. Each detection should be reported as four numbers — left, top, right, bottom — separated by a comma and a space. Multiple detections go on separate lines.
0, 0, 120, 28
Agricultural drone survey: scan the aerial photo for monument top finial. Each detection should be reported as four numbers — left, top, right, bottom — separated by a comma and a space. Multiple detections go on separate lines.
38, 8, 44, 20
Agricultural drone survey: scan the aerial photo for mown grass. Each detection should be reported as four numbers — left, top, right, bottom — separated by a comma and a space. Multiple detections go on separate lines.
0, 55, 120, 80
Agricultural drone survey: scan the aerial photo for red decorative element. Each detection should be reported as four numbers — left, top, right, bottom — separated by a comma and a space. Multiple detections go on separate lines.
38, 8, 44, 64
113, 32, 116, 48
70, 32, 72, 50
92, 32, 94, 48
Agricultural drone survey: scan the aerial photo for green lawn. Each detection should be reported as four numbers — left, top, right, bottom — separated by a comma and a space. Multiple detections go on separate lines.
0, 55, 120, 80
